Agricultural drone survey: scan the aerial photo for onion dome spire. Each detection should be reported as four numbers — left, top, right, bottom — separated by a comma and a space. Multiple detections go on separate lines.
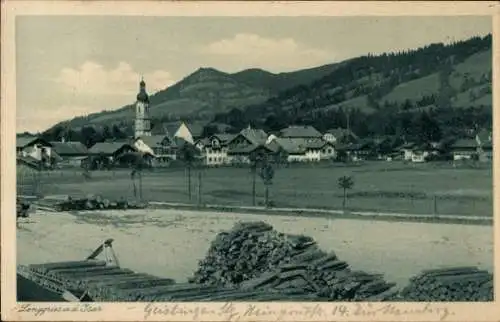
136, 76, 149, 103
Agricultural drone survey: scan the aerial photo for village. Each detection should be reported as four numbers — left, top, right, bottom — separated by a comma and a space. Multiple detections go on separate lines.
16, 80, 493, 171
10, 12, 495, 307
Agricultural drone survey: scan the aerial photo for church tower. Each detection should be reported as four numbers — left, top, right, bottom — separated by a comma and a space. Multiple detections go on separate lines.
134, 77, 151, 138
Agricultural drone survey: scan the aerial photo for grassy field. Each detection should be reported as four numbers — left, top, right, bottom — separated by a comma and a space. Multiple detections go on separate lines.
17, 161, 493, 216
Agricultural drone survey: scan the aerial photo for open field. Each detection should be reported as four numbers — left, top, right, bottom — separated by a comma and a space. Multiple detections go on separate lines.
16, 209, 493, 289
18, 161, 493, 216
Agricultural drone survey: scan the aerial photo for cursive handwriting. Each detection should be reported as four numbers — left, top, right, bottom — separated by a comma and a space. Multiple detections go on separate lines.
144, 302, 455, 321
16, 303, 102, 317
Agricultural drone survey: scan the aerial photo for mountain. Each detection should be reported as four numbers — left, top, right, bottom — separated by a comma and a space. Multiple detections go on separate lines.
213, 34, 492, 140
231, 62, 346, 93
45, 63, 344, 135
43, 34, 492, 143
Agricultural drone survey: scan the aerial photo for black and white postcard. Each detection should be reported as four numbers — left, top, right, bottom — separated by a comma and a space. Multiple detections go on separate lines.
1, 1, 499, 321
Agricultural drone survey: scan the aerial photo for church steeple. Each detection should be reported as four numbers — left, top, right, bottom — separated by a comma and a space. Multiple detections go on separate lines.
134, 77, 151, 138
136, 76, 149, 103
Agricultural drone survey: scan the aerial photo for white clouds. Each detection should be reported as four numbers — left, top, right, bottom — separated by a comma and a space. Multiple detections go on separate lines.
55, 61, 175, 96
203, 33, 333, 71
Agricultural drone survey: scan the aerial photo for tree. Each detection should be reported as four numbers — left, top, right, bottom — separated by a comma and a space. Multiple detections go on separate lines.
338, 175, 354, 211
102, 125, 112, 140
249, 149, 266, 206
259, 161, 275, 208
128, 152, 151, 202
201, 125, 218, 138
179, 142, 198, 201
112, 124, 127, 140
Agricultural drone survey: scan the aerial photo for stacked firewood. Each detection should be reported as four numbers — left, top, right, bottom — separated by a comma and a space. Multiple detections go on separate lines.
55, 195, 145, 212
190, 221, 294, 286
190, 221, 398, 301
400, 266, 494, 301
17, 198, 32, 218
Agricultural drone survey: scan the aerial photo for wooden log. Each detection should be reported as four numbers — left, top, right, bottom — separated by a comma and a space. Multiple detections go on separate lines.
278, 269, 308, 281
48, 266, 122, 277
273, 276, 310, 290
419, 266, 480, 278
290, 247, 326, 263
318, 260, 349, 271
29, 260, 107, 273
240, 270, 280, 290
309, 252, 338, 268
56, 268, 133, 280
68, 273, 151, 289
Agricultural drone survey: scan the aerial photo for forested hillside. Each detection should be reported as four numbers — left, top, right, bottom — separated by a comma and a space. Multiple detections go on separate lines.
213, 34, 492, 142
39, 34, 492, 146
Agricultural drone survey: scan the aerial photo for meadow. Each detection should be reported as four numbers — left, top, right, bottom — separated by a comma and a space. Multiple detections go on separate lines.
17, 161, 493, 217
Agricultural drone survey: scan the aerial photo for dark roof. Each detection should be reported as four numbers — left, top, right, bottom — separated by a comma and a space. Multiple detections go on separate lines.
325, 128, 358, 140
137, 135, 169, 148
49, 141, 88, 156
183, 122, 204, 138
195, 138, 210, 146
397, 142, 417, 150
273, 138, 305, 154
337, 142, 364, 151
153, 121, 205, 139
280, 125, 322, 138
265, 140, 281, 153
210, 133, 237, 144
272, 138, 328, 154
237, 128, 268, 146
17, 156, 41, 170
228, 144, 273, 155
16, 137, 51, 149
451, 139, 478, 149
476, 129, 492, 144
482, 141, 493, 149
88, 142, 136, 155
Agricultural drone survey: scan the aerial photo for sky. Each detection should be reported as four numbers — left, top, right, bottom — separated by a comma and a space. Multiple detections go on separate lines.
16, 16, 492, 133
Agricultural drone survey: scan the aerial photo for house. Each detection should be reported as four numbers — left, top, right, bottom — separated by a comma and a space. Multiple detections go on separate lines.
228, 127, 268, 149
269, 137, 331, 162
450, 139, 478, 161
225, 127, 271, 164
475, 129, 493, 162
49, 141, 89, 167
336, 140, 375, 162
397, 142, 417, 161
87, 141, 138, 169
228, 144, 276, 165
479, 141, 493, 162
134, 135, 179, 165
279, 125, 323, 139
323, 128, 358, 144
202, 133, 236, 166
410, 144, 432, 163
16, 136, 52, 161
151, 121, 205, 145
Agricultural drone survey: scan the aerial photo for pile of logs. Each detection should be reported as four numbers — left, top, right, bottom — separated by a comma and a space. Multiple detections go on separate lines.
190, 221, 398, 301
55, 195, 146, 212
17, 198, 32, 218
18, 260, 323, 302
400, 266, 494, 301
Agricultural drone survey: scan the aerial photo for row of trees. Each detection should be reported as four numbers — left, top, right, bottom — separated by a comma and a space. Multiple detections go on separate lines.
125, 142, 355, 211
